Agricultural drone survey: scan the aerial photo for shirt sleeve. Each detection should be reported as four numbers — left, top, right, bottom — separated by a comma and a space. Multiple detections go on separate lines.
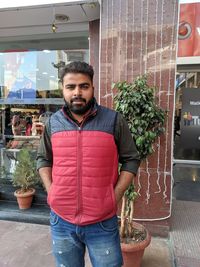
36, 118, 53, 170
114, 112, 141, 175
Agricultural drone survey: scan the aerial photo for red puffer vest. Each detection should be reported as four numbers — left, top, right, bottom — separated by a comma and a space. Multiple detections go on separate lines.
47, 103, 119, 225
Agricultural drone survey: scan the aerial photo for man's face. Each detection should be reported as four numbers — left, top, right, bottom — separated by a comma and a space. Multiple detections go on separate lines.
62, 73, 94, 115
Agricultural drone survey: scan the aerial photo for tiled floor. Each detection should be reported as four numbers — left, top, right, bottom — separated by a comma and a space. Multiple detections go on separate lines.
172, 163, 200, 267
170, 200, 200, 267
0, 163, 199, 267
0, 220, 173, 267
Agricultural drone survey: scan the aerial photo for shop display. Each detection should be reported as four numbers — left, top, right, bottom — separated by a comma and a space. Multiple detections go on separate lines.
0, 105, 58, 176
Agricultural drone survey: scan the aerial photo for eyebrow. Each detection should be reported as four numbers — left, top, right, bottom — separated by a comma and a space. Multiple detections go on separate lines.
65, 83, 90, 86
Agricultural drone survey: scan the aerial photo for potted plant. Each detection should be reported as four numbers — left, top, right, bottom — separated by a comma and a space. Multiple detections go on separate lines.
12, 148, 40, 209
113, 75, 166, 267
0, 165, 9, 199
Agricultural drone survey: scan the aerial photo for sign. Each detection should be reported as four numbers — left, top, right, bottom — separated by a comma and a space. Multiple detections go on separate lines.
181, 88, 200, 148
178, 3, 200, 57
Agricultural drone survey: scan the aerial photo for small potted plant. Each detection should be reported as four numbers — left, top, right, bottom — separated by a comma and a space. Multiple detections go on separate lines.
113, 75, 166, 267
0, 166, 7, 200
12, 147, 40, 209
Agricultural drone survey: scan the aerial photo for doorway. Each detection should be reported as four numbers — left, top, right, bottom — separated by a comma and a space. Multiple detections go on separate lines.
173, 70, 200, 202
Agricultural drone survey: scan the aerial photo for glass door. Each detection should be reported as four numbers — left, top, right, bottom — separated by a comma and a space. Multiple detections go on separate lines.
174, 71, 200, 162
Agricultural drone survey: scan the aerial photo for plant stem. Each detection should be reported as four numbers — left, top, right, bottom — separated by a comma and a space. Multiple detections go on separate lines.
129, 199, 134, 222
128, 200, 134, 237
120, 195, 127, 238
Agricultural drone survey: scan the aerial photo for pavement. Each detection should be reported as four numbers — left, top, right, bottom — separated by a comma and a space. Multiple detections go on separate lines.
0, 220, 173, 267
170, 200, 200, 267
1, 163, 199, 267
1, 199, 200, 267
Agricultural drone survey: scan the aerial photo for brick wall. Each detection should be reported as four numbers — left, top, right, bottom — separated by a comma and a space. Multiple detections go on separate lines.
90, 0, 178, 234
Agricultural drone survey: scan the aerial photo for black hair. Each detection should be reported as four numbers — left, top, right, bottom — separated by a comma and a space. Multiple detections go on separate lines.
60, 61, 94, 84
25, 116, 32, 125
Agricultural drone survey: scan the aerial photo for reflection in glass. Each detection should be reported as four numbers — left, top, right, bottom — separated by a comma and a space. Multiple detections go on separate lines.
174, 71, 200, 161
0, 49, 89, 103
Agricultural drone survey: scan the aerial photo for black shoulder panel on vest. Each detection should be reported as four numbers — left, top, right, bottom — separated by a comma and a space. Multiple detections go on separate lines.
50, 106, 117, 136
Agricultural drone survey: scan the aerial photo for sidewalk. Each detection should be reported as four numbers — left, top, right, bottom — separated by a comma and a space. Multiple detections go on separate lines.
0, 220, 173, 267
170, 200, 200, 267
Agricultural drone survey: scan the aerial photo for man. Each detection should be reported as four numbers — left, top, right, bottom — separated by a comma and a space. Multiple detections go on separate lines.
37, 61, 140, 267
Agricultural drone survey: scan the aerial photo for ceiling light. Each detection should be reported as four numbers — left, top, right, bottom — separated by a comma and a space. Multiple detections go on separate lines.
55, 14, 69, 22
52, 23, 57, 33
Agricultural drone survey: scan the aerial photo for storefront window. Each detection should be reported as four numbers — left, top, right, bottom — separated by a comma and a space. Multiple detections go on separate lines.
0, 49, 88, 104
0, 49, 89, 178
174, 72, 200, 161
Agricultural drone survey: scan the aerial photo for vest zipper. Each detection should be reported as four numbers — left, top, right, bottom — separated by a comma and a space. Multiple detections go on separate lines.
76, 126, 82, 224
76, 110, 97, 223
62, 108, 97, 224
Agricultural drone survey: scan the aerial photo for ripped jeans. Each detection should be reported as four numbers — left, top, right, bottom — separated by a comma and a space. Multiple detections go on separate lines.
50, 210, 123, 267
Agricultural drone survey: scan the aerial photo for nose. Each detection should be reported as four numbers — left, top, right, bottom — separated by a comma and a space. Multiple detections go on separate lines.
73, 85, 82, 96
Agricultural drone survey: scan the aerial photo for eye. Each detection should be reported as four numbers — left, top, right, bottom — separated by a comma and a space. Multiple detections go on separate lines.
80, 84, 89, 89
65, 85, 75, 90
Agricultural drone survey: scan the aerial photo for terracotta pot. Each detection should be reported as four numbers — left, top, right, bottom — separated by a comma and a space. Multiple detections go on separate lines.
121, 222, 151, 267
14, 188, 35, 209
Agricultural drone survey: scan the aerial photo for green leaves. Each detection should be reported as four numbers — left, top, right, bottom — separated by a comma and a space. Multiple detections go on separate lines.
113, 75, 166, 160
125, 184, 136, 199
115, 76, 166, 236
12, 148, 40, 192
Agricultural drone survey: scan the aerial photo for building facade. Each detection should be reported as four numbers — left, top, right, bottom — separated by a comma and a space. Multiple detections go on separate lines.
0, 0, 179, 235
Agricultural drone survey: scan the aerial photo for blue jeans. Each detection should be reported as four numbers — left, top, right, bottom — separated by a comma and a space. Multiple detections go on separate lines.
50, 210, 123, 267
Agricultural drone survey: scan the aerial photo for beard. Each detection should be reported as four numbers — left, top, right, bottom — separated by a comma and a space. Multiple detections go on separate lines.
64, 97, 94, 115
